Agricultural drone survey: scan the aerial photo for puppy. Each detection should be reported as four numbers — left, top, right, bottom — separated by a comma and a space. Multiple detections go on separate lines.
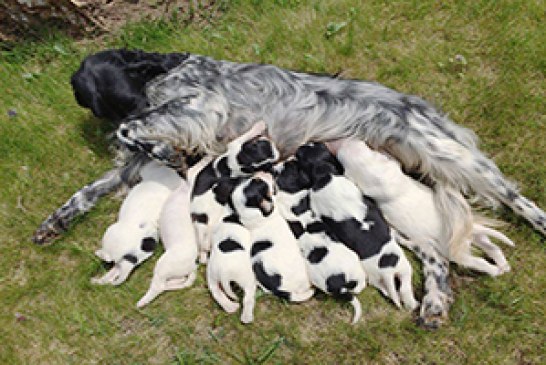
274, 159, 366, 323
71, 49, 188, 121
328, 138, 515, 276
296, 142, 418, 310
137, 178, 198, 308
231, 172, 314, 302
207, 203, 257, 323
92, 161, 181, 285
190, 122, 279, 262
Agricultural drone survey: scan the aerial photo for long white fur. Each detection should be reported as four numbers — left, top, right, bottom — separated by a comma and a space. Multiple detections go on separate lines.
137, 178, 198, 308
233, 173, 314, 302
92, 161, 181, 285
207, 205, 257, 323
330, 138, 515, 276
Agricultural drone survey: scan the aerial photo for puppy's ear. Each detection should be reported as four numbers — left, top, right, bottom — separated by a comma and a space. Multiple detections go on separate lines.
213, 178, 241, 205
141, 237, 157, 253
244, 179, 274, 216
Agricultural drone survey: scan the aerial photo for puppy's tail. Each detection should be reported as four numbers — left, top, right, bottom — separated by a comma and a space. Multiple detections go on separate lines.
221, 278, 239, 301
350, 296, 362, 324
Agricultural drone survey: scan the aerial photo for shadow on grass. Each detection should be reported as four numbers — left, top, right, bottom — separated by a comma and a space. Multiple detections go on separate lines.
78, 114, 118, 159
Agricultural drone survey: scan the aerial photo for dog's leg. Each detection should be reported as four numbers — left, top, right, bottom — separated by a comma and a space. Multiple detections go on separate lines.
32, 152, 148, 244
91, 266, 120, 285
240, 283, 256, 324
32, 168, 123, 244
398, 271, 420, 311
418, 251, 452, 329
472, 234, 511, 274
398, 237, 453, 328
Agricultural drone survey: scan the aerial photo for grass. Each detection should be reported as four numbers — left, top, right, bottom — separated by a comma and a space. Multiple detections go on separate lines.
0, 0, 544, 363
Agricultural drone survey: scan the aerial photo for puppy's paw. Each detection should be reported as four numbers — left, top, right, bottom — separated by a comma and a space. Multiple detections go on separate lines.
221, 301, 240, 314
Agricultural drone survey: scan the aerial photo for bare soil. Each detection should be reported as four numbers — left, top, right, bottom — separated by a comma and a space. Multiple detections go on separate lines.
0, 0, 219, 43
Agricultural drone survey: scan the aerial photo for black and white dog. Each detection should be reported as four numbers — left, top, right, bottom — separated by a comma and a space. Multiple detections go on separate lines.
230, 172, 314, 303
189, 122, 278, 262
295, 143, 418, 311
34, 49, 546, 326
274, 158, 367, 324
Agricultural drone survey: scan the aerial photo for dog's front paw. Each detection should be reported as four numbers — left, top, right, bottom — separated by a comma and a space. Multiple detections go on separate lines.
32, 221, 63, 245
417, 290, 453, 329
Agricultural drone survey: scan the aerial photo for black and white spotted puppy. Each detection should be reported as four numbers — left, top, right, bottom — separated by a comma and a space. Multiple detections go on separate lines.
296, 142, 418, 310
93, 161, 181, 285
190, 121, 279, 263
274, 159, 367, 323
231, 172, 314, 302
207, 199, 257, 324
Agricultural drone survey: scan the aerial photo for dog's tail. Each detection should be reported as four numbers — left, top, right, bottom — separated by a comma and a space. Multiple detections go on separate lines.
364, 97, 546, 237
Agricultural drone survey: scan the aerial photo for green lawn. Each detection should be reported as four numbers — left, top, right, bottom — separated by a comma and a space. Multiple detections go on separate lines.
0, 0, 544, 363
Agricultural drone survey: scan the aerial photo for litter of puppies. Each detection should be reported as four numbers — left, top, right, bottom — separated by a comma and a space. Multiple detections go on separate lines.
91, 122, 516, 325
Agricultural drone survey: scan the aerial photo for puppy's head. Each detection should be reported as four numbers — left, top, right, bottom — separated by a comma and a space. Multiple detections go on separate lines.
295, 142, 344, 180
236, 136, 280, 174
71, 49, 188, 122
100, 221, 158, 261
232, 173, 276, 220
273, 157, 311, 193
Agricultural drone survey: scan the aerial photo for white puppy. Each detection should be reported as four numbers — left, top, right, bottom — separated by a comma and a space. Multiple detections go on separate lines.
329, 138, 514, 276
232, 172, 314, 302
93, 161, 181, 285
207, 203, 257, 323
137, 177, 198, 308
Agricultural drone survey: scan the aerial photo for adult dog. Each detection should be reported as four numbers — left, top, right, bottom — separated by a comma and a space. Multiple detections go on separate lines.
33, 49, 546, 327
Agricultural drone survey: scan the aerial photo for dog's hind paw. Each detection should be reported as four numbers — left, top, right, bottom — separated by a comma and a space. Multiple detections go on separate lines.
417, 291, 453, 329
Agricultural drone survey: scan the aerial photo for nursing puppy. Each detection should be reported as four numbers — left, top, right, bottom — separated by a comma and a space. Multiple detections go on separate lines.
190, 122, 279, 262
137, 178, 198, 308
71, 49, 189, 121
274, 159, 366, 323
296, 143, 418, 310
93, 161, 181, 285
329, 138, 515, 276
207, 202, 256, 324
231, 173, 314, 302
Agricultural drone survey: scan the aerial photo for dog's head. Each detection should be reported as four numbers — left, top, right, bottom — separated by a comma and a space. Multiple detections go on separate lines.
216, 135, 280, 177
71, 49, 188, 122
236, 136, 280, 174
295, 142, 344, 184
273, 157, 311, 193
231, 172, 276, 220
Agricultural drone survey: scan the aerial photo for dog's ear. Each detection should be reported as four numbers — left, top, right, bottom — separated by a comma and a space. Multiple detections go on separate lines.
140, 237, 157, 253
126, 60, 168, 79
243, 178, 274, 216
213, 177, 241, 205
